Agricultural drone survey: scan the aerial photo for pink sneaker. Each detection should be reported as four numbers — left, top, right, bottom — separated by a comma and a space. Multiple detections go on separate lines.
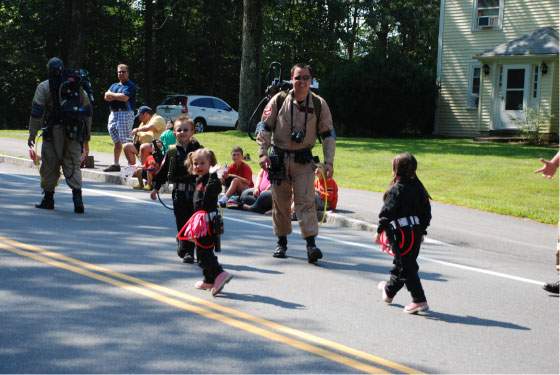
377, 281, 392, 303
404, 302, 429, 314
195, 280, 214, 290
211, 271, 233, 297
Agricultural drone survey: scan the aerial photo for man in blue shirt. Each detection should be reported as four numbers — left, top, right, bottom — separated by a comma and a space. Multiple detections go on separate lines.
103, 63, 137, 172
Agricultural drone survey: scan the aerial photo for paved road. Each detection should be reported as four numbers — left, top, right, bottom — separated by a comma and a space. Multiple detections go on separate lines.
1, 136, 557, 256
0, 162, 558, 373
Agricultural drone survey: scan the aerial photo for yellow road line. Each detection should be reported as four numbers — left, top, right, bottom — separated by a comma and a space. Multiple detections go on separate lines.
0, 236, 423, 374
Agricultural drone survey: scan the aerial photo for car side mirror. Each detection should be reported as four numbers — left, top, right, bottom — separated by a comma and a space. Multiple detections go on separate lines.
226, 106, 232, 112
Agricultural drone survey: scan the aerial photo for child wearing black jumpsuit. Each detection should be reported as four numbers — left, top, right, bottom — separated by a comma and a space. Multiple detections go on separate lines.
186, 148, 232, 297
375, 152, 432, 314
150, 116, 202, 264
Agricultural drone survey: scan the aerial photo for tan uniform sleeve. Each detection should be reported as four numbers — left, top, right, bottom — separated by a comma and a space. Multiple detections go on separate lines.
316, 96, 334, 134
77, 89, 92, 138
318, 97, 335, 165
322, 136, 336, 165
29, 81, 50, 138
257, 94, 280, 157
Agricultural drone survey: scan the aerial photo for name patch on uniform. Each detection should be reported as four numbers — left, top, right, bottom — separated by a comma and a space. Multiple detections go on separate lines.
298, 106, 314, 114
263, 107, 272, 116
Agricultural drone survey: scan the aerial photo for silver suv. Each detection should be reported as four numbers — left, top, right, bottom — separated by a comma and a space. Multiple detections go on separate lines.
156, 95, 238, 133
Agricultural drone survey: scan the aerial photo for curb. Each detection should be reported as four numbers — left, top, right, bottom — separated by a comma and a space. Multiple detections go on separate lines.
325, 213, 377, 233
0, 154, 136, 186
1, 155, 375, 232
0, 155, 172, 193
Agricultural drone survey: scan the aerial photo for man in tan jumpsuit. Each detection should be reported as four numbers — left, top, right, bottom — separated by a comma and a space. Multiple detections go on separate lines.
27, 57, 92, 213
256, 63, 336, 263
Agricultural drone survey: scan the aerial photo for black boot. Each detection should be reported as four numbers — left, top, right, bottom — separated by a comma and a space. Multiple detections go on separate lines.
273, 236, 288, 258
183, 250, 195, 264
306, 236, 323, 263
72, 189, 84, 213
177, 238, 186, 258
35, 191, 54, 209
177, 239, 195, 263
543, 281, 559, 294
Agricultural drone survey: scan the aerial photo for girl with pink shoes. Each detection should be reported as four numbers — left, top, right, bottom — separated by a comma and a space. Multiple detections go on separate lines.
374, 152, 432, 314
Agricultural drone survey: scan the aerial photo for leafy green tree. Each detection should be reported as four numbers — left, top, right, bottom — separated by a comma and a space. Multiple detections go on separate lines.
322, 50, 437, 136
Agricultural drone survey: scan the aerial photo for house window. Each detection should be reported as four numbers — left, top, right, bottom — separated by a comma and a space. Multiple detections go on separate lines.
533, 65, 539, 98
473, 0, 503, 30
467, 63, 481, 109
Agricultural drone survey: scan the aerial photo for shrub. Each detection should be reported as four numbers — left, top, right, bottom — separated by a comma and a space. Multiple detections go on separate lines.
511, 108, 555, 145
321, 51, 437, 137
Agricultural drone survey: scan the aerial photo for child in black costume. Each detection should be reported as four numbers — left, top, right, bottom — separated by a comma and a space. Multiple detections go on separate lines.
150, 116, 202, 264
375, 152, 432, 314
185, 148, 232, 297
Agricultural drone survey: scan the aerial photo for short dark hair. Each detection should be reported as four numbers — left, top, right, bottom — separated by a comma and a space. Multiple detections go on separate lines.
231, 146, 243, 155
291, 63, 312, 78
174, 115, 194, 132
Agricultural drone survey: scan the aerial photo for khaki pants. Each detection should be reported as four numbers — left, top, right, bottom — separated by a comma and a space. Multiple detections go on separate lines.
40, 126, 82, 191
272, 155, 317, 238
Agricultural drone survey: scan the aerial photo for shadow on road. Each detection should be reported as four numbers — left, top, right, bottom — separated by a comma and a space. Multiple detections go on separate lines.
424, 310, 530, 330
222, 263, 283, 275
216, 292, 305, 309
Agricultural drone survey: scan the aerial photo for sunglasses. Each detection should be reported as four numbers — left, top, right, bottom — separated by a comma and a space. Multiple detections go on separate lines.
176, 128, 191, 133
294, 75, 310, 81
118, 71, 127, 73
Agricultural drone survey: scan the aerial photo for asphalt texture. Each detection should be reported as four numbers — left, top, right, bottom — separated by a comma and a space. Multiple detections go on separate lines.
1, 136, 559, 373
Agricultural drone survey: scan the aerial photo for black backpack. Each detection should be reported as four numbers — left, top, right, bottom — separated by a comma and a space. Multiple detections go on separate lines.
51, 69, 93, 141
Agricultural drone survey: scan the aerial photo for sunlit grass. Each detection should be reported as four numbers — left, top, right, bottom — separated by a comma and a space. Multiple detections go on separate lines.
2, 130, 557, 223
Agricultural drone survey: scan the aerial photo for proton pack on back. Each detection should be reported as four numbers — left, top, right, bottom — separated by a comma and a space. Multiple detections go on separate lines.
49, 69, 94, 142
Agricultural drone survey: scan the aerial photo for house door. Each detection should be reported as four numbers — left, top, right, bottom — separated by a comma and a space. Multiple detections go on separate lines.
499, 65, 529, 129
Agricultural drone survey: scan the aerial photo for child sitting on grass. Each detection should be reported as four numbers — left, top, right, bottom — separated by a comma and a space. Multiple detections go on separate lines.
133, 139, 164, 191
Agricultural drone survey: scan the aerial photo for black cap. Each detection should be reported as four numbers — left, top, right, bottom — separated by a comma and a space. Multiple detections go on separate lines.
47, 57, 64, 75
135, 106, 154, 118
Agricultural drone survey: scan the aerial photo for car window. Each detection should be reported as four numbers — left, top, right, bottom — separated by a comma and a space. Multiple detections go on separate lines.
213, 99, 230, 110
163, 96, 185, 106
190, 98, 214, 108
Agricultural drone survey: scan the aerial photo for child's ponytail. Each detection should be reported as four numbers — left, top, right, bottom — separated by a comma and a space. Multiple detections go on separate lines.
383, 152, 431, 201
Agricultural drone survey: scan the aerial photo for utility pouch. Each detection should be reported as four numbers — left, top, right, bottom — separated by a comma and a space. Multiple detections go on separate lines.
42, 126, 53, 142
268, 147, 285, 185
67, 121, 86, 142
211, 214, 224, 236
294, 149, 313, 164
214, 232, 221, 252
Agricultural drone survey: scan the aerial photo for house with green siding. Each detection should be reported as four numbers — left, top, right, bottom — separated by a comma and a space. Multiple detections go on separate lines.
435, 0, 559, 139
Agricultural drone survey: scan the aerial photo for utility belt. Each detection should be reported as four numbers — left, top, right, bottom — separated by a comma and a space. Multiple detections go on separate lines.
391, 216, 420, 229
386, 216, 421, 257
43, 122, 84, 142
174, 182, 196, 192
273, 146, 314, 164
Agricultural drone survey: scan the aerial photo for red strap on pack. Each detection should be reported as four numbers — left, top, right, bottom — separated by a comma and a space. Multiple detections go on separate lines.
379, 228, 414, 257
178, 211, 214, 249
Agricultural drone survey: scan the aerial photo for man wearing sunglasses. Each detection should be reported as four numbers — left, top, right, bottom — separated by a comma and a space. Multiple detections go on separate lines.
256, 63, 336, 264
103, 64, 137, 172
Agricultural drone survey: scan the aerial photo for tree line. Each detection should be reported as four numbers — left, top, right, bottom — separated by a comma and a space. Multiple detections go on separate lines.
0, 0, 439, 136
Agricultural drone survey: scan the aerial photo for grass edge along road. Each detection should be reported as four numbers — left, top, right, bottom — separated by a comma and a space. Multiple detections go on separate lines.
1, 130, 557, 224
0, 235, 423, 374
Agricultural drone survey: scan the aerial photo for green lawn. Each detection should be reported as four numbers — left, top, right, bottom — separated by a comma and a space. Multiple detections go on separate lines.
2, 130, 558, 224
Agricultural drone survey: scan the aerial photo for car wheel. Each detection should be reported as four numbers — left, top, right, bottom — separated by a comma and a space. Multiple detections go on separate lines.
194, 118, 207, 134
234, 120, 238, 130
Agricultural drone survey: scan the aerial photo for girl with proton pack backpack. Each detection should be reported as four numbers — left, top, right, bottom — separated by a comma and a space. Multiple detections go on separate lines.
374, 152, 432, 314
